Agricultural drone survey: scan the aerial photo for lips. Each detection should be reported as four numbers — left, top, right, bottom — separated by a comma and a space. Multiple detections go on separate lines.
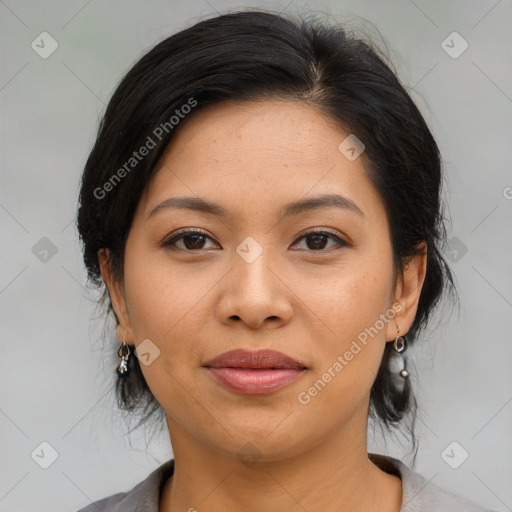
203, 349, 308, 395
203, 349, 307, 370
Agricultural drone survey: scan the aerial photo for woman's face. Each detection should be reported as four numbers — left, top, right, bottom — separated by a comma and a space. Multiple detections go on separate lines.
101, 100, 426, 461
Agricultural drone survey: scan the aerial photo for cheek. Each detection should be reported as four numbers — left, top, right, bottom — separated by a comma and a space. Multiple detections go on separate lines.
122, 244, 208, 372
294, 280, 390, 424
308, 254, 394, 342
303, 256, 394, 393
123, 231, 202, 332
121, 257, 207, 420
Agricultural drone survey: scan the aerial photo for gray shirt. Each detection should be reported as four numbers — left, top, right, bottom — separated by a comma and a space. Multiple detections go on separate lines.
75, 452, 500, 511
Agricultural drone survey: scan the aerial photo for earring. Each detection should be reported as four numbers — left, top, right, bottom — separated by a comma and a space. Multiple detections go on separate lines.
393, 327, 410, 378
116, 329, 131, 378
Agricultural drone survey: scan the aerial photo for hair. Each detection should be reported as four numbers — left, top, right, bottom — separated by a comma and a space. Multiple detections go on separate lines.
76, 9, 457, 455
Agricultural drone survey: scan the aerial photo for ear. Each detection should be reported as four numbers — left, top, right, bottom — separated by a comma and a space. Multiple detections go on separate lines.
385, 241, 428, 341
98, 248, 135, 343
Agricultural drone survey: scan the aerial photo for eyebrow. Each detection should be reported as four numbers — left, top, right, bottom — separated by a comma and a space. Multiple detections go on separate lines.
147, 193, 365, 220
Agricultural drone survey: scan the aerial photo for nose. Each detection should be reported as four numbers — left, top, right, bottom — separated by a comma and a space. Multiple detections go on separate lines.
216, 248, 294, 330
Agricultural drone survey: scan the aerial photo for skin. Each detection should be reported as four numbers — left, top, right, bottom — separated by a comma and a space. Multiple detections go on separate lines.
99, 99, 427, 512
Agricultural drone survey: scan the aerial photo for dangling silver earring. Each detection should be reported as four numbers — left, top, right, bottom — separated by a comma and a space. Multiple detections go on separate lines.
393, 326, 410, 378
116, 329, 131, 378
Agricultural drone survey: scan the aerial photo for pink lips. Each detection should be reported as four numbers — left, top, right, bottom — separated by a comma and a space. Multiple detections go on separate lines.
203, 349, 307, 395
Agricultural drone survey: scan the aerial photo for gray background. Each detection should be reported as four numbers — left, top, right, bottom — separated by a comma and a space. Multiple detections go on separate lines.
0, 0, 511, 511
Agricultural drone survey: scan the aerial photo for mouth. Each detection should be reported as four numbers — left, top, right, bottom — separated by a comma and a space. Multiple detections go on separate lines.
203, 349, 308, 396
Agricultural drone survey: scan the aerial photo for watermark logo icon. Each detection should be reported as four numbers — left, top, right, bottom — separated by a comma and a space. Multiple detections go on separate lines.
441, 441, 469, 469
441, 32, 468, 59
31, 32, 59, 59
31, 441, 59, 469
135, 339, 161, 366
237, 442, 263, 468
236, 236, 263, 264
446, 237, 468, 263
338, 134, 365, 161
32, 237, 58, 263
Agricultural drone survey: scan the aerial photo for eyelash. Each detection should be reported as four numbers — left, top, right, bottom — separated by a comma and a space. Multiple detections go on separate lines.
160, 228, 349, 252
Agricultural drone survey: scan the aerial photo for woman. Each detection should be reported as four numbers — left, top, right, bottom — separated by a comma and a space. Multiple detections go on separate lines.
75, 9, 499, 512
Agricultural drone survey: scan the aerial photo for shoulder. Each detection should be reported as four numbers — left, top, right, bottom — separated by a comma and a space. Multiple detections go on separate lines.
75, 459, 174, 512
76, 491, 128, 512
369, 453, 500, 512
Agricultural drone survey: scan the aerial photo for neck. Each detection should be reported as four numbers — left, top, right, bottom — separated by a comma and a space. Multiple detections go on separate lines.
159, 410, 402, 512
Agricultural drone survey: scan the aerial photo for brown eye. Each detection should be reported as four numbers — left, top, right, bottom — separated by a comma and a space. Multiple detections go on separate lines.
161, 230, 219, 251
292, 230, 348, 251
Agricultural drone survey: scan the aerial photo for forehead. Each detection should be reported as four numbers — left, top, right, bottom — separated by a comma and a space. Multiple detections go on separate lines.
138, 100, 384, 223
164, 99, 348, 164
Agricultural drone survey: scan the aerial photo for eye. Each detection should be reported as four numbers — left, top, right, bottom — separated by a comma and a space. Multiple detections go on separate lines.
161, 229, 219, 251
291, 229, 349, 251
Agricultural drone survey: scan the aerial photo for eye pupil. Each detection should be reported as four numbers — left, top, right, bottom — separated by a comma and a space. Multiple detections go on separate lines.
307, 233, 328, 250
183, 234, 206, 250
